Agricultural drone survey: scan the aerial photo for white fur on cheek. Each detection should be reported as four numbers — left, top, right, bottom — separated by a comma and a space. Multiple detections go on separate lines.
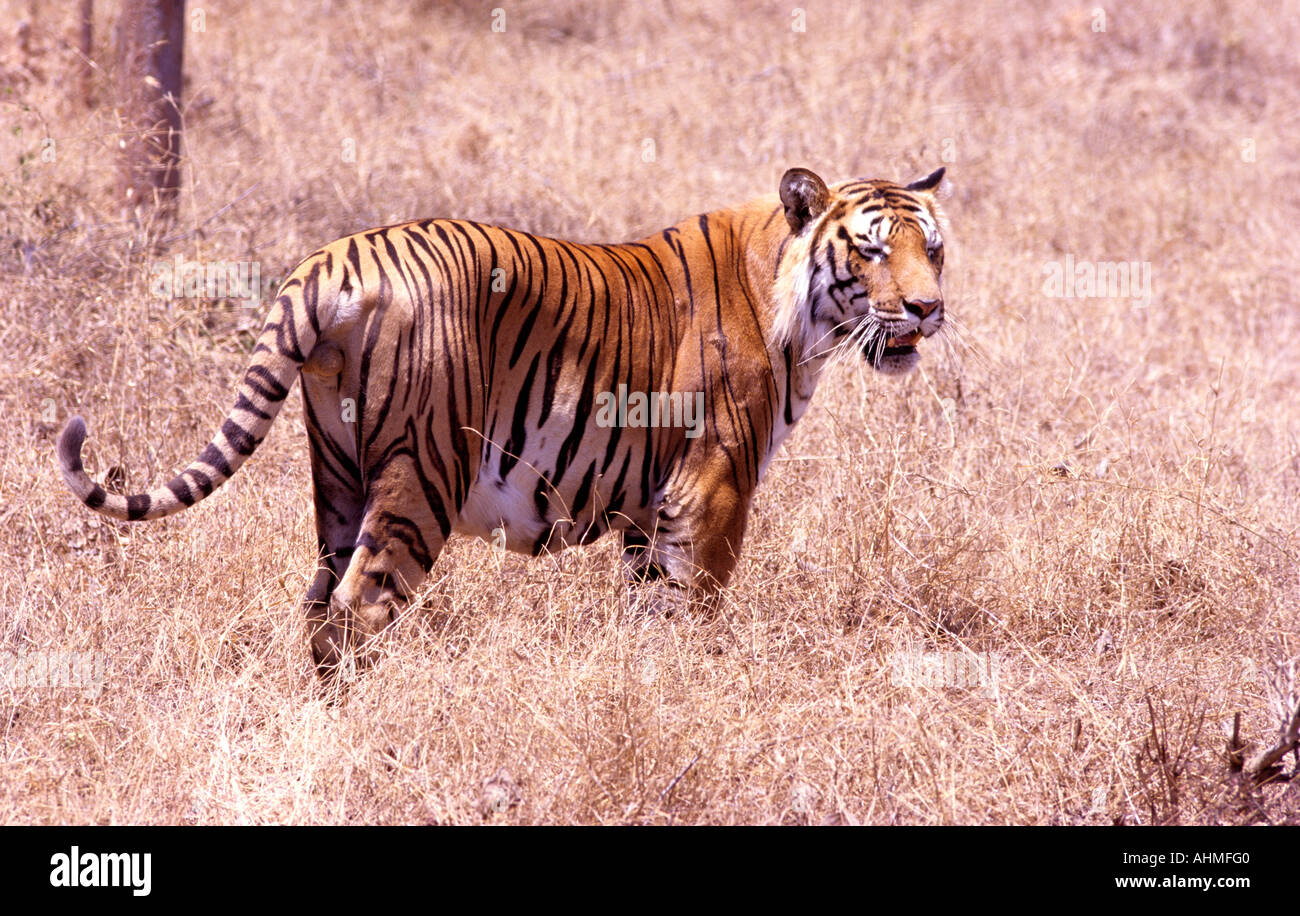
770, 230, 819, 349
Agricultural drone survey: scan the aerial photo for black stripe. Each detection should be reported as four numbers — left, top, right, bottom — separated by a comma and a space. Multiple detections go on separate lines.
221, 419, 258, 456
188, 468, 215, 497
303, 257, 323, 335
198, 443, 233, 478
507, 235, 550, 369
246, 365, 289, 402
167, 477, 196, 507
533, 480, 549, 524
501, 352, 540, 478
126, 494, 151, 521
233, 392, 272, 421
571, 461, 596, 518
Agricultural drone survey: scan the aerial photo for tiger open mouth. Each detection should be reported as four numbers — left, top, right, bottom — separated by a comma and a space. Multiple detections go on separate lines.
882, 330, 921, 357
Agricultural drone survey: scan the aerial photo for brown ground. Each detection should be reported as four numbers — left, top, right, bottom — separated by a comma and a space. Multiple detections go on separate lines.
1, 0, 1297, 824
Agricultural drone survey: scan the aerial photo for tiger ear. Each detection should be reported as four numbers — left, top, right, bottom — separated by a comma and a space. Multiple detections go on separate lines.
779, 168, 830, 233
905, 167, 946, 195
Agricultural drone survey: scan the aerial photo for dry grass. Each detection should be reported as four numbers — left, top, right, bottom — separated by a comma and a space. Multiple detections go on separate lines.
2, 0, 1298, 824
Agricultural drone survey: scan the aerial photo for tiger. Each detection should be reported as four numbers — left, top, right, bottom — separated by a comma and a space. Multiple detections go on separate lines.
57, 165, 948, 676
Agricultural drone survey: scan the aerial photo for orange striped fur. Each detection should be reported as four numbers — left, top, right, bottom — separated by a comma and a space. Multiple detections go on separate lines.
58, 166, 948, 676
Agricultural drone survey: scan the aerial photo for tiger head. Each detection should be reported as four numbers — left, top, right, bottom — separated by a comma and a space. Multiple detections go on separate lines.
772, 166, 947, 375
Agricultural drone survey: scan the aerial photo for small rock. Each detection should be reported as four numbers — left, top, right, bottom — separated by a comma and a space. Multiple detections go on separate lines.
480, 767, 521, 818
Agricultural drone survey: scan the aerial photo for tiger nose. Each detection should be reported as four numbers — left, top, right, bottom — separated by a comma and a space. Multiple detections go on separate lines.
904, 297, 942, 320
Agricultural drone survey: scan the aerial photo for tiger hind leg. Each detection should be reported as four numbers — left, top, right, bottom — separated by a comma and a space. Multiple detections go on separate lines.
300, 373, 366, 676
316, 537, 429, 679
314, 488, 457, 675
303, 472, 363, 678
304, 428, 467, 680
312, 453, 459, 679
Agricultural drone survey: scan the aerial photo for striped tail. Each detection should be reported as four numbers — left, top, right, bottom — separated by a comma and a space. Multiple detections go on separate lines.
57, 278, 325, 522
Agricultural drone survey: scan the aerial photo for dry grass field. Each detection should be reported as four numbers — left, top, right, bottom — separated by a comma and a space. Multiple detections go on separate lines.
1, 0, 1298, 824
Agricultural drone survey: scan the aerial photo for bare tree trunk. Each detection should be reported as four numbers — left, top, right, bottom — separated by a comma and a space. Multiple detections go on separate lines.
116, 0, 185, 226
16, 1, 36, 76
78, 0, 94, 108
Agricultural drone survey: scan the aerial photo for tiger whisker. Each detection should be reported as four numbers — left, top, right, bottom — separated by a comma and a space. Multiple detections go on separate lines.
799, 314, 870, 366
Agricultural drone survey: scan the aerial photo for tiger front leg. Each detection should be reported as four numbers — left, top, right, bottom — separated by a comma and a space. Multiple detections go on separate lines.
635, 475, 753, 599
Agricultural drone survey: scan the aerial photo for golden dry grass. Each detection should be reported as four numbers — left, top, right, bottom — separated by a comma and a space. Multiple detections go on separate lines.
2, 0, 1298, 824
